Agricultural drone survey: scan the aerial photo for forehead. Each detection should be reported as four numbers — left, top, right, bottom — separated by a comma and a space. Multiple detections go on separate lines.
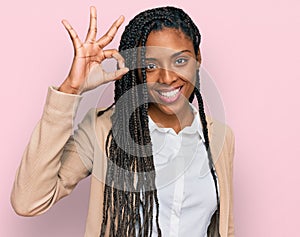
145, 28, 194, 56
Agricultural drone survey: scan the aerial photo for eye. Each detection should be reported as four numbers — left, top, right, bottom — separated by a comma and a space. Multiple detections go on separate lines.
175, 57, 188, 65
146, 62, 158, 71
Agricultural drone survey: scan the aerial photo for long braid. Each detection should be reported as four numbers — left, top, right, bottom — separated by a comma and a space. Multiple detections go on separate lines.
98, 6, 219, 236
194, 73, 220, 207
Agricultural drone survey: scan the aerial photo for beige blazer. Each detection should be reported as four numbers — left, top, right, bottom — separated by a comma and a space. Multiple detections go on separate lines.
11, 87, 235, 236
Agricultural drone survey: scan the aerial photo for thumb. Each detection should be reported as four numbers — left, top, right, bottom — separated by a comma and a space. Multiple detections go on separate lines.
85, 64, 129, 91
102, 67, 129, 83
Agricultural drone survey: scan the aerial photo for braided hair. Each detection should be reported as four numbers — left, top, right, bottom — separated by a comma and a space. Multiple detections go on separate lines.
98, 6, 220, 236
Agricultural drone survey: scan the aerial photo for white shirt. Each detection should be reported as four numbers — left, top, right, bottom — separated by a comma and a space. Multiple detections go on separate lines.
149, 104, 218, 237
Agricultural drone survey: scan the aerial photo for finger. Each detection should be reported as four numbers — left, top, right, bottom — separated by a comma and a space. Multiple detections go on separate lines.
101, 49, 125, 68
85, 6, 97, 43
97, 15, 125, 48
103, 67, 129, 83
62, 19, 83, 50
101, 49, 118, 58
112, 51, 126, 69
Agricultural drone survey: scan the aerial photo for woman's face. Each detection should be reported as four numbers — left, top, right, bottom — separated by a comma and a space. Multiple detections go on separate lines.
145, 28, 200, 120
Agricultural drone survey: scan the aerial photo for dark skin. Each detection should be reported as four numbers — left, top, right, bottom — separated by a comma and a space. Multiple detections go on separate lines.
145, 28, 201, 133
59, 6, 202, 134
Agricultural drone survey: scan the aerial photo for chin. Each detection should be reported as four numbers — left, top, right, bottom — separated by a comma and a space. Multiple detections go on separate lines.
149, 99, 189, 117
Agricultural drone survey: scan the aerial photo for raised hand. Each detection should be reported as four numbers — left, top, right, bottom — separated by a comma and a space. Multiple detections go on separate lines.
58, 6, 129, 94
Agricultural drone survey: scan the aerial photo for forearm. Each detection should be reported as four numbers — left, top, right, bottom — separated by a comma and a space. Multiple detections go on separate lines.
11, 87, 82, 216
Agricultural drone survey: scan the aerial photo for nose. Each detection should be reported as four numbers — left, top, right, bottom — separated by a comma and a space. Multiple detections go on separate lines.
159, 68, 178, 85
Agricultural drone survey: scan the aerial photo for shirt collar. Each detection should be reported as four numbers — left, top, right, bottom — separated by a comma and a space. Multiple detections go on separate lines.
148, 103, 205, 141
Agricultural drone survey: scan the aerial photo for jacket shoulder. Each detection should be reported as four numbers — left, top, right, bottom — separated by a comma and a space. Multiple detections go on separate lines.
206, 116, 235, 163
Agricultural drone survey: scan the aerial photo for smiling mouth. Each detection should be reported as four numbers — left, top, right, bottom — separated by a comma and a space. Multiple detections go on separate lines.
156, 86, 182, 102
158, 87, 181, 98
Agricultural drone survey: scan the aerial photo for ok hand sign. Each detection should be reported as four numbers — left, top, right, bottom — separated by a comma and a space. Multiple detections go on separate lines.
59, 6, 129, 94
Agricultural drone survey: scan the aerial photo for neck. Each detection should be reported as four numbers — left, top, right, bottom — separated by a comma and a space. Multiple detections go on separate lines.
148, 103, 194, 134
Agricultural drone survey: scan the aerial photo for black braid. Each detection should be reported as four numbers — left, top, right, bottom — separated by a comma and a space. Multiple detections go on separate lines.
194, 73, 220, 206
97, 6, 219, 236
194, 74, 220, 236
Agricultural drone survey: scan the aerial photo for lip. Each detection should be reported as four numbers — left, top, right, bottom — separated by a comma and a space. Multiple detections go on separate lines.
155, 86, 183, 103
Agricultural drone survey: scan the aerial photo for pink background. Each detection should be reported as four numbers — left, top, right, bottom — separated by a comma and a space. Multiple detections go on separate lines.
1, 0, 300, 236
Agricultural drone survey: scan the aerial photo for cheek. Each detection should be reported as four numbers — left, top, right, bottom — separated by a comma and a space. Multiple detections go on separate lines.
174, 64, 198, 82
186, 80, 196, 93
147, 86, 157, 102
146, 81, 156, 94
180, 70, 197, 89
185, 73, 197, 97
145, 71, 160, 84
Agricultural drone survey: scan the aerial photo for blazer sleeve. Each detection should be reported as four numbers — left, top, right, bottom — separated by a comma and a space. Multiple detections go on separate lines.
227, 127, 235, 237
11, 87, 94, 216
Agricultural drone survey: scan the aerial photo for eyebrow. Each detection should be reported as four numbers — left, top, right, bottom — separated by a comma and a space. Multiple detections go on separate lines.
145, 49, 193, 60
172, 50, 193, 58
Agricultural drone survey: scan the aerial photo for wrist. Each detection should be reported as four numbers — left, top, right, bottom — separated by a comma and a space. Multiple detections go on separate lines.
58, 80, 81, 95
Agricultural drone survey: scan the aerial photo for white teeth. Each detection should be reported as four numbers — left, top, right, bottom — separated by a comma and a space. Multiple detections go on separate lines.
158, 88, 180, 98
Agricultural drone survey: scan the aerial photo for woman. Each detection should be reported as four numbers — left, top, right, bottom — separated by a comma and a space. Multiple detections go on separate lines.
11, 6, 235, 237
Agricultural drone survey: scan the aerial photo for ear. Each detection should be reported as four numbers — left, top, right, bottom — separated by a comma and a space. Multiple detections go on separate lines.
196, 48, 202, 68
